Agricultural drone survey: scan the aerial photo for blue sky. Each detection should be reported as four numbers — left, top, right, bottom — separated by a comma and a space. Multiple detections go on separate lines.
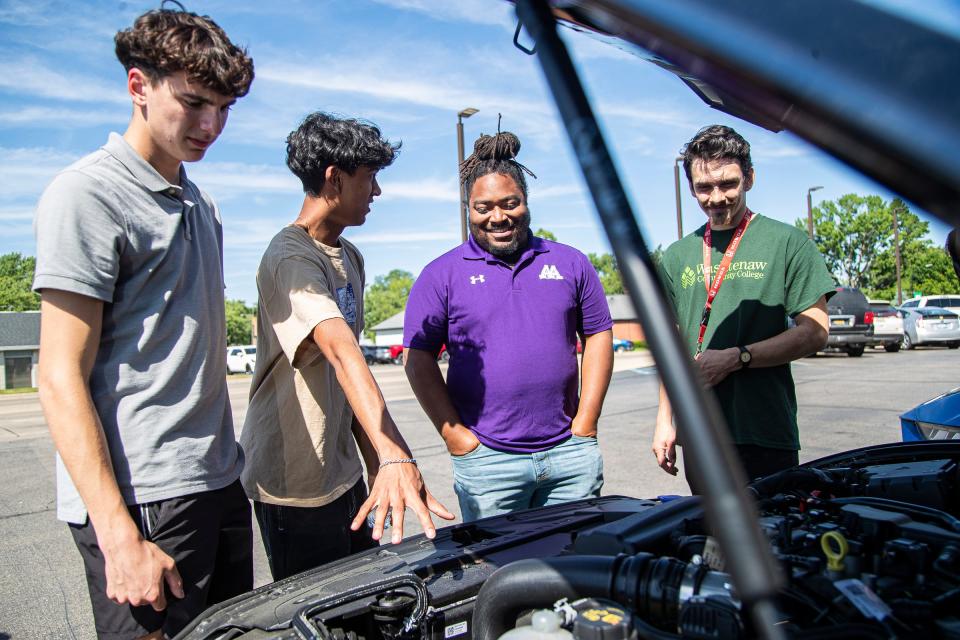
1, 0, 955, 306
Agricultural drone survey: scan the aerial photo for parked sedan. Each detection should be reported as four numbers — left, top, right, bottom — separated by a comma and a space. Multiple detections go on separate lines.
867, 300, 904, 352
612, 338, 634, 352
900, 306, 960, 350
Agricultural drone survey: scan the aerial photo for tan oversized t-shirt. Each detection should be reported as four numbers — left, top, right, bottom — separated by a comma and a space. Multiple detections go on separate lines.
240, 225, 365, 507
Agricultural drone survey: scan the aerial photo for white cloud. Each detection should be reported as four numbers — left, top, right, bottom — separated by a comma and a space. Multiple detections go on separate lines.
540, 220, 596, 230
0, 0, 53, 27
750, 138, 811, 161
0, 146, 79, 201
222, 218, 289, 248
598, 103, 695, 129
0, 205, 36, 221
532, 183, 583, 199
349, 230, 459, 244
190, 162, 299, 195
0, 105, 127, 128
0, 0, 122, 38
0, 58, 127, 104
379, 177, 458, 202
368, 0, 513, 28
258, 61, 546, 117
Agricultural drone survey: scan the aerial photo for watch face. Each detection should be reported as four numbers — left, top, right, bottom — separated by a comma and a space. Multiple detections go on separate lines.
740, 350, 751, 363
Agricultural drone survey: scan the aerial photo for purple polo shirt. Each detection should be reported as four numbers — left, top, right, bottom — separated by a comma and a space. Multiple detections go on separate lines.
404, 235, 612, 453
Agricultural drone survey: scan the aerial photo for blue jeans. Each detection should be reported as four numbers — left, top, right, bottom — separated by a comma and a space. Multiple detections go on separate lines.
452, 435, 604, 522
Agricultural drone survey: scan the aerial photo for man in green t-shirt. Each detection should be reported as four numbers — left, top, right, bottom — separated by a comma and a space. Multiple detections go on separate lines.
653, 125, 835, 492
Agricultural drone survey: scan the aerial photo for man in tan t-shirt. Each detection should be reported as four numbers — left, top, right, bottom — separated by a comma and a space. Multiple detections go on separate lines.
240, 112, 453, 581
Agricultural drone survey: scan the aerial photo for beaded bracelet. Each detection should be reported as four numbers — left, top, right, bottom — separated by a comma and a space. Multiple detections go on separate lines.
379, 458, 417, 468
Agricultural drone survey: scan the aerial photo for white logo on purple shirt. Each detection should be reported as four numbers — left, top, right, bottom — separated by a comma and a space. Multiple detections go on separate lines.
538, 265, 564, 280
470, 275, 485, 284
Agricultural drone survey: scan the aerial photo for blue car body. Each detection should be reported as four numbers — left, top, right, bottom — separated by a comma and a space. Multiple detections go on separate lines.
900, 386, 960, 441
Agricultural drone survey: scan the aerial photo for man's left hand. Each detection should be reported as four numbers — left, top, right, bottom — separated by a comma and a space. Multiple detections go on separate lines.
351, 462, 454, 544
695, 347, 741, 386
571, 416, 598, 438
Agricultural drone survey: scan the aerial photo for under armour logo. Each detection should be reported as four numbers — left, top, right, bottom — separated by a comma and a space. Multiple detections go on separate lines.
470, 275, 485, 284
538, 264, 564, 280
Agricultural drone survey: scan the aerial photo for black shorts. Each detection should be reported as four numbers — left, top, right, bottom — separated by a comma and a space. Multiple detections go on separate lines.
254, 478, 378, 582
69, 480, 253, 639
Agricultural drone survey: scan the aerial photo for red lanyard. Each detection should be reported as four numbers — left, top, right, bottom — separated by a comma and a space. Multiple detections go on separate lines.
695, 210, 753, 355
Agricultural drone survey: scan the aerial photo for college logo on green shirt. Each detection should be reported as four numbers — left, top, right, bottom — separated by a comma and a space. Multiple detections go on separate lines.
680, 262, 770, 289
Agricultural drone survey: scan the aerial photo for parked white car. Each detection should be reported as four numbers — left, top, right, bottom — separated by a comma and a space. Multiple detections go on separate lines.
867, 300, 904, 352
900, 294, 960, 315
226, 345, 257, 374
899, 307, 960, 350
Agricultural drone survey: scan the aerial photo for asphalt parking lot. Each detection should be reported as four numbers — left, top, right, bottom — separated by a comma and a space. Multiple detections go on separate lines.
0, 347, 957, 638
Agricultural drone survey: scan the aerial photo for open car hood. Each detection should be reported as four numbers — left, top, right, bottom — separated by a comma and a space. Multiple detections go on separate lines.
544, 0, 960, 227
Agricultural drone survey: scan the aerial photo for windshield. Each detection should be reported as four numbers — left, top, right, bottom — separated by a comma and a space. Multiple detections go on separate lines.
917, 307, 959, 317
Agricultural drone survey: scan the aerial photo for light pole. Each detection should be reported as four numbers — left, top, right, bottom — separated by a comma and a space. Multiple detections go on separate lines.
806, 186, 823, 240
892, 201, 903, 305
673, 156, 684, 240
457, 108, 479, 243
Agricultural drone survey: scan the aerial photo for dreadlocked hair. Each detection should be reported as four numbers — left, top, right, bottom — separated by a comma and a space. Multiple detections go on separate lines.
460, 131, 537, 200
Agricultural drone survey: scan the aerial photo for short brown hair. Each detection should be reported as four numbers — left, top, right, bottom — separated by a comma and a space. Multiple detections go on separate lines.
115, 9, 254, 98
680, 125, 752, 183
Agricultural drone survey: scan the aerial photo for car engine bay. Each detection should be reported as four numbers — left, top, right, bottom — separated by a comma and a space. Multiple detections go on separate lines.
178, 443, 960, 640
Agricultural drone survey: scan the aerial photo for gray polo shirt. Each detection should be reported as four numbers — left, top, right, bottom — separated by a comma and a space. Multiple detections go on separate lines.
33, 133, 242, 524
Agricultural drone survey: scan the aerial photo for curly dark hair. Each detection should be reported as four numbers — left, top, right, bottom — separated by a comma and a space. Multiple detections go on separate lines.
286, 112, 401, 197
680, 125, 753, 182
460, 131, 537, 201
115, 9, 254, 98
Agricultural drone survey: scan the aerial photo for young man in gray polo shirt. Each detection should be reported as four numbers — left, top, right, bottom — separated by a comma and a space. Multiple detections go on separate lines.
33, 9, 254, 639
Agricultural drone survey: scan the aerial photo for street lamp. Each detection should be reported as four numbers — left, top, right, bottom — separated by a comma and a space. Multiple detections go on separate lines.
673, 156, 684, 240
457, 108, 479, 243
893, 201, 903, 305
806, 186, 823, 240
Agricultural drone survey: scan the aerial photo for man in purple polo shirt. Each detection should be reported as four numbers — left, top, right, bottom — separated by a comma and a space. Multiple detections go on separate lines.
404, 131, 613, 521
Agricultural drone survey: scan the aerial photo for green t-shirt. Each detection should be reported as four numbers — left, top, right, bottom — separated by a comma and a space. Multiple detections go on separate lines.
660, 213, 836, 450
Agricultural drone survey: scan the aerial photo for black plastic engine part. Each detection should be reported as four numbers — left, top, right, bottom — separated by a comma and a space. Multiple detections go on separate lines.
573, 497, 704, 556
677, 597, 743, 640
860, 460, 957, 511
371, 590, 417, 640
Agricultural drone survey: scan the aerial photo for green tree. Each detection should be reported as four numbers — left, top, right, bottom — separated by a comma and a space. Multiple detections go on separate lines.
649, 244, 664, 272
364, 269, 414, 340
589, 252, 624, 295
225, 298, 256, 346
534, 228, 557, 241
0, 252, 41, 311
587, 246, 662, 296
797, 194, 929, 291
904, 245, 956, 298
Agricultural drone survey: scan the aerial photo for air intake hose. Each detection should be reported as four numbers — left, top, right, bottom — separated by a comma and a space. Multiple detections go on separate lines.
472, 554, 733, 640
